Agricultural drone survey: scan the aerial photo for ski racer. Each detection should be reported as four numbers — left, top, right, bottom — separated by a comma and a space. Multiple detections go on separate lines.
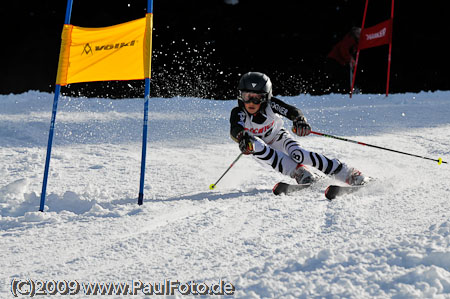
229, 71, 367, 185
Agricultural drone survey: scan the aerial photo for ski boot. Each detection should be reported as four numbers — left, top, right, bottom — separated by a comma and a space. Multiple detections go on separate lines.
333, 163, 367, 186
292, 164, 316, 184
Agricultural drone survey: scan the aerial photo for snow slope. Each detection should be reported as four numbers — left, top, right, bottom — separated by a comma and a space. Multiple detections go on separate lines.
1, 91, 450, 298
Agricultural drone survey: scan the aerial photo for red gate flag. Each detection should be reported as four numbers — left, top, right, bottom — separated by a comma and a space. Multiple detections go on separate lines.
358, 19, 393, 50
350, 0, 395, 98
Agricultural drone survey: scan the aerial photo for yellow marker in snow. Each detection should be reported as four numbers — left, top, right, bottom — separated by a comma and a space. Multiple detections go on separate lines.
438, 158, 443, 165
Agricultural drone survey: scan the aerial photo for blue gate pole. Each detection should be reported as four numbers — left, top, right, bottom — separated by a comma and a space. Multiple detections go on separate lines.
39, 0, 74, 212
138, 78, 150, 205
138, 0, 154, 205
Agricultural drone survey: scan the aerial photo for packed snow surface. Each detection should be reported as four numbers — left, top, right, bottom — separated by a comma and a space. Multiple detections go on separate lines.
1, 91, 450, 298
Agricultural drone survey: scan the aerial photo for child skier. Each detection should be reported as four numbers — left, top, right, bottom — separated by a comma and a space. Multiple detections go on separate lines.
229, 72, 367, 185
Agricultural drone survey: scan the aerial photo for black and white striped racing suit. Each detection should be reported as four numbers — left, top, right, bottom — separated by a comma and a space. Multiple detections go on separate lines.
230, 97, 342, 178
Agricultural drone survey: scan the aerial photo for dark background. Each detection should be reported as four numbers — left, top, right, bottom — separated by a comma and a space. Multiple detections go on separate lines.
1, 0, 449, 99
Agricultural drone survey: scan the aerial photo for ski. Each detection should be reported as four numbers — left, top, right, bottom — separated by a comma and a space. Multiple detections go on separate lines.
325, 185, 364, 200
273, 182, 311, 195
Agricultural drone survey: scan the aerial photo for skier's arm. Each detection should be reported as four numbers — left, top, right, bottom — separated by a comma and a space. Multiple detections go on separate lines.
270, 97, 311, 136
339, 34, 355, 66
230, 106, 246, 142
270, 97, 304, 121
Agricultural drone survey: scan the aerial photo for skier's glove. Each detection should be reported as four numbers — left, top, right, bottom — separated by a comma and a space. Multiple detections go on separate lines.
292, 116, 311, 137
237, 131, 255, 155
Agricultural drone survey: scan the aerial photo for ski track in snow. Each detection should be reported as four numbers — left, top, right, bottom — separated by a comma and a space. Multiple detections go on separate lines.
1, 91, 450, 298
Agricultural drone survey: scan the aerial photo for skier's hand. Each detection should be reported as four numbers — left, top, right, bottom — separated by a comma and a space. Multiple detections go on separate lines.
292, 116, 311, 137
237, 131, 255, 155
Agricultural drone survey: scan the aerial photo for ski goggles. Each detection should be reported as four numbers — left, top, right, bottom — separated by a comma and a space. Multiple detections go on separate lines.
239, 92, 267, 104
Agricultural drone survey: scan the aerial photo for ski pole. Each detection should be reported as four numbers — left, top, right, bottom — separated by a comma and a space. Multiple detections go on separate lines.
310, 131, 447, 165
209, 153, 244, 190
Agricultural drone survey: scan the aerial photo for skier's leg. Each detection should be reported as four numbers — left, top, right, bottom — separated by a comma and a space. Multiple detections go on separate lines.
268, 130, 367, 185
271, 130, 343, 176
281, 131, 368, 185
251, 137, 299, 177
273, 130, 366, 184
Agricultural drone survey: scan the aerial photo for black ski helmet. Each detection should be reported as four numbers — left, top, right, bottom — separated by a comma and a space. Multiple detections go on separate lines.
238, 72, 273, 102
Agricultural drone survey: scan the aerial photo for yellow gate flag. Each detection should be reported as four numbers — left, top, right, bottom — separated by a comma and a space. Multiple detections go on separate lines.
56, 14, 153, 85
